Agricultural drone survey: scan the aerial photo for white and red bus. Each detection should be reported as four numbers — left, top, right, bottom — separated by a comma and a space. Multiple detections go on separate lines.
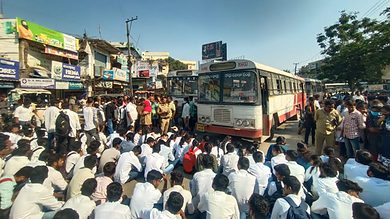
167, 70, 198, 103
196, 59, 305, 141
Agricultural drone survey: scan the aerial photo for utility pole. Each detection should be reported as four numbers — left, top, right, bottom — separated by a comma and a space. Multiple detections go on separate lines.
0, 0, 4, 18
126, 16, 138, 96
293, 62, 299, 75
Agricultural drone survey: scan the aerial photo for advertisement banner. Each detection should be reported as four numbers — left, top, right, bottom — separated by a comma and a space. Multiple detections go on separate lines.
202, 41, 222, 60
51, 61, 63, 80
55, 81, 69, 89
136, 61, 150, 78
95, 81, 113, 89
0, 58, 19, 80
103, 70, 114, 80
69, 82, 84, 90
44, 46, 78, 60
113, 67, 127, 82
0, 82, 15, 89
0, 19, 17, 38
62, 64, 81, 81
16, 18, 78, 52
20, 78, 55, 89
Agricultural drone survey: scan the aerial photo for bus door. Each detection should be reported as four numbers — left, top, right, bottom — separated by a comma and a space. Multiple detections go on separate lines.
260, 76, 270, 136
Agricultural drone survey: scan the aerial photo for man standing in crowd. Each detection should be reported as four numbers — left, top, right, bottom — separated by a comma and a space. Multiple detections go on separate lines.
342, 100, 366, 158
158, 96, 172, 134
104, 97, 116, 135
182, 97, 190, 131
63, 104, 81, 143
315, 100, 342, 154
304, 97, 318, 146
84, 97, 100, 145
14, 98, 33, 126
44, 99, 61, 150
126, 96, 138, 130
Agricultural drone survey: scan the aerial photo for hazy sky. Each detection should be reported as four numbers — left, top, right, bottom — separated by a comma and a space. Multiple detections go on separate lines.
4, 0, 388, 71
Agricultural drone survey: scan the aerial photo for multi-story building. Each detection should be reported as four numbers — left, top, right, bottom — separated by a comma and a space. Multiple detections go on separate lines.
178, 60, 197, 70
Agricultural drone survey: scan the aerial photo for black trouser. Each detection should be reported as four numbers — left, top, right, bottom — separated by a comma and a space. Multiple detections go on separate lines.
304, 123, 316, 145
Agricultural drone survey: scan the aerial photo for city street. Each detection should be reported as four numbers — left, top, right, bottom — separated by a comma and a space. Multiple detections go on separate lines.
123, 119, 302, 197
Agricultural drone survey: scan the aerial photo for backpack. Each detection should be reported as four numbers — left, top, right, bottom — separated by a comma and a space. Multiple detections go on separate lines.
55, 111, 71, 137
283, 196, 312, 219
183, 147, 200, 173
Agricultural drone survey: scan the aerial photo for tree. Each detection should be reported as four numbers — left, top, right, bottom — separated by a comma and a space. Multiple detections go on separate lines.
316, 8, 390, 89
166, 57, 187, 71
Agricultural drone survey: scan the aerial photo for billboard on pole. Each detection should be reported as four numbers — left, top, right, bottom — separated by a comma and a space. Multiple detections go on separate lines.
202, 41, 222, 60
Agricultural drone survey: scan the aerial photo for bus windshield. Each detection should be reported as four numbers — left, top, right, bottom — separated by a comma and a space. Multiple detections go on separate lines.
223, 71, 257, 103
199, 71, 258, 103
168, 76, 197, 97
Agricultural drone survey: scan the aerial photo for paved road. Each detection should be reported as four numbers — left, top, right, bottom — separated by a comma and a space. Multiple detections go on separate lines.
123, 119, 302, 198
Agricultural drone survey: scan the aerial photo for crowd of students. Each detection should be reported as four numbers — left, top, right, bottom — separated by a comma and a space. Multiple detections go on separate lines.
0, 92, 388, 219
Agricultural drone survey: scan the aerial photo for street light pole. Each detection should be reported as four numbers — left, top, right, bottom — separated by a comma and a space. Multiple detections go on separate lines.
126, 16, 138, 96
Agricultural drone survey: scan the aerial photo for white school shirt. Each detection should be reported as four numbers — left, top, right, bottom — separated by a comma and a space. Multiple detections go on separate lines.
66, 151, 81, 174
44, 106, 60, 133
43, 166, 68, 192
221, 152, 239, 176
248, 162, 272, 195
210, 146, 224, 164
62, 194, 96, 219
126, 102, 138, 125
83, 106, 96, 131
93, 201, 131, 219
72, 154, 97, 176
344, 158, 369, 181
271, 153, 288, 173
354, 176, 390, 207
140, 143, 153, 164
190, 168, 216, 209
315, 177, 339, 197
286, 161, 305, 183
311, 191, 364, 219
375, 202, 390, 219
3, 155, 30, 177
130, 182, 162, 219
9, 183, 63, 219
228, 169, 256, 214
163, 185, 194, 214
14, 105, 33, 122
144, 152, 165, 179
147, 209, 178, 219
98, 148, 120, 172
67, 168, 95, 200
63, 109, 81, 137
198, 190, 240, 219
114, 151, 142, 184
181, 103, 190, 118
271, 194, 311, 219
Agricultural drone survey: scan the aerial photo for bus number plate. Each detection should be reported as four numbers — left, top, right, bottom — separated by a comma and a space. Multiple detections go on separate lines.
197, 123, 205, 132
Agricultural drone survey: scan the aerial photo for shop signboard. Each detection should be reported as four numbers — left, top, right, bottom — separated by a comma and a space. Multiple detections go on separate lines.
0, 58, 19, 80
95, 81, 113, 89
20, 78, 55, 89
113, 67, 127, 82
136, 61, 150, 78
55, 81, 69, 89
0, 82, 15, 89
16, 18, 78, 52
44, 46, 78, 60
51, 62, 81, 81
69, 82, 84, 90
62, 64, 81, 81
103, 70, 114, 80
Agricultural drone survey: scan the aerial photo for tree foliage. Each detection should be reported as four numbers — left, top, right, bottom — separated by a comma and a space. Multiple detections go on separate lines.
166, 57, 187, 71
316, 8, 390, 88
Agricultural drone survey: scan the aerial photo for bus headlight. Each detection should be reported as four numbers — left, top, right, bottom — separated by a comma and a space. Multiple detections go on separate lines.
199, 116, 206, 123
236, 119, 243, 126
242, 120, 250, 127
205, 117, 211, 123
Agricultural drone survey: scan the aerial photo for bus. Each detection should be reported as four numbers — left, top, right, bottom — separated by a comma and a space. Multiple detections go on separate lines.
167, 70, 198, 102
305, 78, 324, 98
196, 59, 305, 141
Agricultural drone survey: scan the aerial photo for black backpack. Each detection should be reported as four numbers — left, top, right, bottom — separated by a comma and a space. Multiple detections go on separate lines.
284, 196, 312, 219
56, 111, 71, 137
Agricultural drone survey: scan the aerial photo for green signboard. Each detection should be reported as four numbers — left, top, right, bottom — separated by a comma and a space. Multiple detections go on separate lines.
16, 18, 77, 52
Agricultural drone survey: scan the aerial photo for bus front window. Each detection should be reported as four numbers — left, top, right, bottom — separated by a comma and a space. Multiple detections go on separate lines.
168, 78, 184, 96
183, 76, 198, 96
223, 71, 258, 103
199, 74, 220, 102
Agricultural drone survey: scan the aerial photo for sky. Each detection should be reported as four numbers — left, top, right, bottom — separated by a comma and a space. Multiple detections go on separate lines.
3, 0, 389, 72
